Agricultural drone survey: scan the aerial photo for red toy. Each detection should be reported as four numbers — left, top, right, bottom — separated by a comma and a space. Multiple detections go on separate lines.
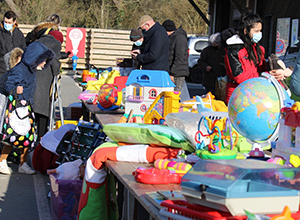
132, 167, 182, 184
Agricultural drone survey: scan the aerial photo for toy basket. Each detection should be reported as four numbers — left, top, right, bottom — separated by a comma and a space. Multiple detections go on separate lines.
49, 174, 83, 220
159, 200, 300, 220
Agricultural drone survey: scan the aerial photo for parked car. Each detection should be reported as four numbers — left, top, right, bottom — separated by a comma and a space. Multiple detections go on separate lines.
187, 36, 209, 83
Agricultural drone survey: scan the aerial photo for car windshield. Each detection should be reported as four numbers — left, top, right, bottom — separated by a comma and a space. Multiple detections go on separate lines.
195, 41, 209, 53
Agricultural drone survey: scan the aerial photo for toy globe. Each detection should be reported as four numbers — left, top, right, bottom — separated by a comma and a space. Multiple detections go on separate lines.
228, 73, 289, 143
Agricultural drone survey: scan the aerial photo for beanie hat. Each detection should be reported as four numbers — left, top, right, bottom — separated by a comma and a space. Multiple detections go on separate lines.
162, 20, 176, 32
130, 29, 143, 42
138, 15, 153, 28
48, 30, 64, 44
209, 33, 221, 45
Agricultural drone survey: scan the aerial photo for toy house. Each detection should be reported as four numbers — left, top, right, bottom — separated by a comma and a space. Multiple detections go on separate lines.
124, 70, 175, 117
272, 103, 300, 163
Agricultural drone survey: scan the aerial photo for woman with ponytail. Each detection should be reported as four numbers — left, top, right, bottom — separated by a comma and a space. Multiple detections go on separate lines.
223, 12, 267, 104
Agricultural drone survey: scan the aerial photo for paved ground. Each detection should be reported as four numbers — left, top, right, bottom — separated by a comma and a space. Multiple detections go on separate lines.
0, 73, 81, 220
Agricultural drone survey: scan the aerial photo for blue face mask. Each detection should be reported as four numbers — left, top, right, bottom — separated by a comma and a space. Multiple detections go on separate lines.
134, 40, 143, 47
252, 32, 262, 43
4, 22, 13, 31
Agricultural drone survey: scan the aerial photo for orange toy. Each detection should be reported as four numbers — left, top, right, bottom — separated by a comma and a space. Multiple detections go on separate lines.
270, 206, 295, 220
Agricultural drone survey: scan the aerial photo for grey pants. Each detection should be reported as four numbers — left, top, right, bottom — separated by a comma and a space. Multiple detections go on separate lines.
173, 76, 185, 92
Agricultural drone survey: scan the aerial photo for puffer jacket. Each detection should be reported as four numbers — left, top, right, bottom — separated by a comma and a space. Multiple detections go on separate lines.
5, 41, 54, 105
224, 34, 266, 104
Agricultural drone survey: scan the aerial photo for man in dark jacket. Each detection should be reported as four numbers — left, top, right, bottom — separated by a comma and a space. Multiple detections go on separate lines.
162, 20, 189, 91
197, 33, 226, 96
0, 11, 26, 76
131, 15, 169, 72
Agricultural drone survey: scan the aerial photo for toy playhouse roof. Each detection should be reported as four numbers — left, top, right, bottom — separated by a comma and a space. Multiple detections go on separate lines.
125, 70, 175, 87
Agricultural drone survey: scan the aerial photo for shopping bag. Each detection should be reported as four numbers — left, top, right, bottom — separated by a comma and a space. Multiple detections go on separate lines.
215, 75, 227, 102
1, 93, 37, 149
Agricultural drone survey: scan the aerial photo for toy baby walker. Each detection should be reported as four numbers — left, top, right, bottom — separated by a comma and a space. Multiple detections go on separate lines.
195, 114, 238, 160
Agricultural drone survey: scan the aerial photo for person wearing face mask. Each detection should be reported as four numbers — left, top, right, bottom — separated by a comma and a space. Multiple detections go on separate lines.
129, 28, 144, 69
0, 11, 26, 76
222, 12, 267, 104
162, 19, 189, 92
131, 15, 169, 72
197, 32, 226, 96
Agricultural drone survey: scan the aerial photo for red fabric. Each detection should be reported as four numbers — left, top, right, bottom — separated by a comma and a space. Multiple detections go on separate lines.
48, 30, 63, 44
224, 45, 266, 104
32, 143, 59, 174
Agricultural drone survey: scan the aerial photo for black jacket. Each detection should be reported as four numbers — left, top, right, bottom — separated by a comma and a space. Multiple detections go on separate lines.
197, 45, 226, 89
0, 23, 26, 75
137, 22, 169, 72
34, 35, 61, 117
168, 26, 189, 77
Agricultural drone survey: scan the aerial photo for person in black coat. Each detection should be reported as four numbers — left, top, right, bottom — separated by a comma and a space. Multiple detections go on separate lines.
0, 11, 26, 76
162, 20, 189, 91
197, 33, 226, 96
34, 30, 63, 138
131, 15, 169, 72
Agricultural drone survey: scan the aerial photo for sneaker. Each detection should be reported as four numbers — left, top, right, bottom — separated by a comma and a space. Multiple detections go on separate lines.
0, 159, 12, 175
18, 162, 35, 174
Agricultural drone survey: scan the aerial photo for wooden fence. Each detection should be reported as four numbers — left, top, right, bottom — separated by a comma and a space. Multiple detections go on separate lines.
18, 24, 133, 70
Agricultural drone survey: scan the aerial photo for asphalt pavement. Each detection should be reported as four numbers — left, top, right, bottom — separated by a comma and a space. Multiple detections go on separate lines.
0, 73, 81, 220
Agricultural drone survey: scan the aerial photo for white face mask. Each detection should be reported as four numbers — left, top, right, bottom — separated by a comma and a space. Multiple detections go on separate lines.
36, 66, 43, 70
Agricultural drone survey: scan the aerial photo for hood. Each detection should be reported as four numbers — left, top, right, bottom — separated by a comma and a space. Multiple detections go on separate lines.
21, 41, 54, 72
32, 22, 58, 34
226, 34, 244, 45
170, 26, 187, 38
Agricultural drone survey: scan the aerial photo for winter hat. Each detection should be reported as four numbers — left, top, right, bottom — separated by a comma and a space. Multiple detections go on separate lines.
48, 30, 64, 44
138, 15, 153, 28
162, 20, 176, 32
209, 33, 221, 44
130, 29, 143, 42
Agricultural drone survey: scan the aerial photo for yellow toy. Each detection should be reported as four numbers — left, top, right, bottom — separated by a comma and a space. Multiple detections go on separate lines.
86, 70, 120, 91
143, 91, 180, 124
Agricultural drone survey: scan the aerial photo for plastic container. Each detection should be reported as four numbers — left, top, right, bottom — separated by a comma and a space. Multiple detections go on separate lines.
49, 174, 83, 220
160, 200, 300, 220
55, 120, 78, 129
82, 70, 92, 82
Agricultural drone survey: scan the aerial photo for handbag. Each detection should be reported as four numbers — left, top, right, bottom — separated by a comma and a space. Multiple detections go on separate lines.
1, 93, 37, 148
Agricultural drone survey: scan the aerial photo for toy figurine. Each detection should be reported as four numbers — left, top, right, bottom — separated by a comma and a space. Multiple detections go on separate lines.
72, 54, 78, 71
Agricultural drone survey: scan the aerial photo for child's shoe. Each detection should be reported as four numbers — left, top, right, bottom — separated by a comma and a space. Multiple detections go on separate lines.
0, 159, 12, 175
18, 162, 35, 174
